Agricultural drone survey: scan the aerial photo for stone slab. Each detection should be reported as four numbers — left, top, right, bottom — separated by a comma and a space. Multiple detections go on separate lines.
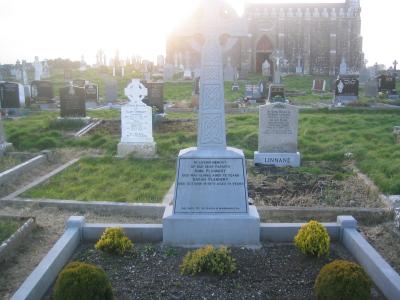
254, 151, 300, 167
174, 147, 248, 214
117, 142, 156, 158
163, 205, 260, 247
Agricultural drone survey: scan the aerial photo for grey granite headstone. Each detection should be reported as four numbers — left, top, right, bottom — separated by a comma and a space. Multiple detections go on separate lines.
365, 80, 379, 98
163, 0, 259, 247
105, 79, 118, 102
59, 85, 86, 118
254, 103, 300, 167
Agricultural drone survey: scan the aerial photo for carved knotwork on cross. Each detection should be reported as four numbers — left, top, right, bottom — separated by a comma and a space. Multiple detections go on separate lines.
177, 0, 247, 149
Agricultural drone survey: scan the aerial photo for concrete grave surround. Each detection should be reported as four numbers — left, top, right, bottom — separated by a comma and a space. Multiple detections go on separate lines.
254, 103, 300, 167
163, 0, 260, 247
117, 79, 156, 157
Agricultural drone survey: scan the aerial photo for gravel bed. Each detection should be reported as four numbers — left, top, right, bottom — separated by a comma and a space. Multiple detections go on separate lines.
43, 243, 384, 300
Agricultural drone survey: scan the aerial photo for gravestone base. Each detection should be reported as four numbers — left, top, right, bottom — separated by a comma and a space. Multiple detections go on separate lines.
163, 205, 260, 247
333, 96, 358, 106
117, 142, 156, 158
254, 151, 301, 167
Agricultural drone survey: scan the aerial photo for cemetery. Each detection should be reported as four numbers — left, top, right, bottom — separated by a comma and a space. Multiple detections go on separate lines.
1, 0, 400, 299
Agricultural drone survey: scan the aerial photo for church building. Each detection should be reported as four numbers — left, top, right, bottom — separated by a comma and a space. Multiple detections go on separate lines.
166, 0, 363, 77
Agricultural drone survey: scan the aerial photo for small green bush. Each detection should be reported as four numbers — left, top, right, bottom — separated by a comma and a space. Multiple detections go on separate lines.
54, 261, 113, 300
294, 220, 330, 257
95, 227, 133, 255
180, 245, 236, 276
315, 260, 372, 300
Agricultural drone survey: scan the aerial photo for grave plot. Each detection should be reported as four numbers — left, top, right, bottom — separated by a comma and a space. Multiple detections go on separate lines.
0, 156, 24, 173
21, 156, 175, 203
0, 215, 36, 262
248, 161, 384, 208
42, 243, 383, 300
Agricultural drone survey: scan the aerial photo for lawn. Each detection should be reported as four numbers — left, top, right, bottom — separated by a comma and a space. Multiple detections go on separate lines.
0, 220, 20, 243
23, 156, 176, 203
8, 108, 400, 199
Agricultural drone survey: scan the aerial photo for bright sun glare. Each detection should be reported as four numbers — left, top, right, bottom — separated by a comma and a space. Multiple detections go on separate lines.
0, 0, 398, 67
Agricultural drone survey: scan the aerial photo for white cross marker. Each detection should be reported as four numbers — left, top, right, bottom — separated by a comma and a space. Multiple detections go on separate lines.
124, 79, 148, 104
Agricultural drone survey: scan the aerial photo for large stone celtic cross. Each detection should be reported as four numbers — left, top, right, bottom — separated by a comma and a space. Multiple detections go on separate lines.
179, 0, 247, 149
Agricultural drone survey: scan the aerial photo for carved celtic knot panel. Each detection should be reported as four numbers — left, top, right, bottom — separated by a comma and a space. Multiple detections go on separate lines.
203, 66, 220, 81
201, 84, 222, 110
199, 113, 225, 146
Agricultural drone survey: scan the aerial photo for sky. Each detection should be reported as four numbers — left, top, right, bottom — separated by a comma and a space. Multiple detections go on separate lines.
0, 0, 397, 68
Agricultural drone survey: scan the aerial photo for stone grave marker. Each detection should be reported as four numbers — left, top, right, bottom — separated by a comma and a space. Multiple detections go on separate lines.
268, 84, 286, 103
72, 79, 86, 88
333, 75, 359, 105
31, 80, 54, 102
0, 82, 21, 108
164, 64, 174, 81
117, 79, 156, 157
143, 81, 164, 113
232, 82, 240, 92
312, 79, 326, 93
105, 79, 118, 102
365, 79, 379, 98
33, 56, 42, 80
254, 102, 300, 167
339, 57, 347, 75
84, 83, 99, 102
163, 0, 260, 247
377, 74, 399, 99
59, 84, 86, 118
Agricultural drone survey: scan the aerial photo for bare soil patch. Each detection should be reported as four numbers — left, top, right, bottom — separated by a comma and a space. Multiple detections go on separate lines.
248, 162, 384, 208
43, 243, 384, 300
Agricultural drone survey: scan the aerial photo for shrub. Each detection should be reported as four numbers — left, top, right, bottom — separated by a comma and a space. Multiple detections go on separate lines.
54, 261, 113, 300
180, 245, 236, 276
95, 227, 133, 255
294, 220, 330, 257
315, 260, 372, 300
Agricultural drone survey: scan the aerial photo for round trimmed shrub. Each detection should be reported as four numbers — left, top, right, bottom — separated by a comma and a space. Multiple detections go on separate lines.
180, 245, 236, 276
54, 261, 113, 300
95, 227, 133, 255
315, 260, 371, 300
294, 220, 330, 257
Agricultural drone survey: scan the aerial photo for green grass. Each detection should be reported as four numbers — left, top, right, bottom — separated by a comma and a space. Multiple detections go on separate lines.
0, 220, 20, 243
0, 156, 22, 173
23, 156, 176, 202
8, 109, 400, 197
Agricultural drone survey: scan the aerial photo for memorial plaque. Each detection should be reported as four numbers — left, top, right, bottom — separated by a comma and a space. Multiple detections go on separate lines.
59, 85, 86, 117
31, 80, 54, 102
0, 82, 20, 108
259, 103, 298, 153
174, 156, 248, 214
85, 83, 99, 102
143, 82, 164, 113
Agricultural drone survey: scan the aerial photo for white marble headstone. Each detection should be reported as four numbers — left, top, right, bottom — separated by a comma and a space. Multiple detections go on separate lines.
33, 56, 42, 81
120, 79, 153, 144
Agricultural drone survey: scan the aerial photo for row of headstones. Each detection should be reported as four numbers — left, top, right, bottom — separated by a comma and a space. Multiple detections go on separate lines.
0, 80, 98, 109
313, 74, 398, 100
